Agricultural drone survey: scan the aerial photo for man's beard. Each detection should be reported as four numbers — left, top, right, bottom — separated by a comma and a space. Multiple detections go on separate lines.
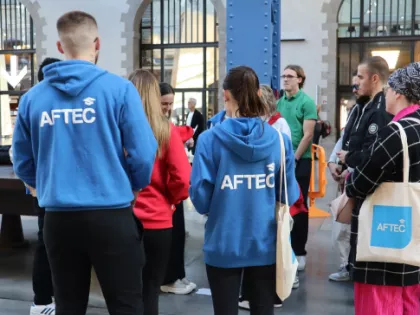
356, 95, 371, 105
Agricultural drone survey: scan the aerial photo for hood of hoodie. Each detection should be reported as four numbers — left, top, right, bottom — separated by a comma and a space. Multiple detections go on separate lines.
213, 117, 277, 162
43, 60, 107, 97
207, 110, 227, 128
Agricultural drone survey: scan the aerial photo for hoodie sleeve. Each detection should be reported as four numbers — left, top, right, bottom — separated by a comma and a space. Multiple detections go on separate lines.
276, 132, 300, 206
12, 94, 36, 188
120, 83, 158, 191
166, 125, 192, 205
189, 133, 215, 215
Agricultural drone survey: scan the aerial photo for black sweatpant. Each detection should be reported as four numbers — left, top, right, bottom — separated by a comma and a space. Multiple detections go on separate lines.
206, 264, 276, 315
164, 202, 186, 284
32, 197, 54, 306
143, 228, 172, 315
293, 158, 311, 256
44, 207, 145, 315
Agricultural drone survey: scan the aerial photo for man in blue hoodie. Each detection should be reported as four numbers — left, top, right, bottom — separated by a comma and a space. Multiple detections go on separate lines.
12, 11, 157, 315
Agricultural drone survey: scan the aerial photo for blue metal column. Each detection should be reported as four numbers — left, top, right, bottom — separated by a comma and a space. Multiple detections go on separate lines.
226, 0, 281, 90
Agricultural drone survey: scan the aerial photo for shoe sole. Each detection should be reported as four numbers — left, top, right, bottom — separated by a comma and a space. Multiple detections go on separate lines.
328, 277, 350, 282
160, 287, 194, 295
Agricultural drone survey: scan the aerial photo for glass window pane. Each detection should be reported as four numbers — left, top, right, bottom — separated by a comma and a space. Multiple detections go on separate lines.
338, 0, 361, 38
207, 90, 219, 120
172, 91, 203, 126
152, 49, 161, 81
338, 43, 351, 85
206, 0, 216, 42
141, 28, 152, 44
164, 48, 204, 89
152, 0, 161, 45
206, 47, 219, 88
0, 52, 34, 91
141, 50, 152, 71
414, 41, 420, 62
364, 41, 412, 70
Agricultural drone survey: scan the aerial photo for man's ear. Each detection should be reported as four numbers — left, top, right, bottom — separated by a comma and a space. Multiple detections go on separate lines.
95, 37, 101, 51
57, 41, 64, 54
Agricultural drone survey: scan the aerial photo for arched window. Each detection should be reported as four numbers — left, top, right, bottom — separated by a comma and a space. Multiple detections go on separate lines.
140, 0, 219, 125
336, 0, 420, 130
0, 1, 36, 138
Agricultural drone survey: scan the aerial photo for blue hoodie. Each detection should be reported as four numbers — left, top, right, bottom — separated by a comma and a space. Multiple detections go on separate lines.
12, 60, 157, 210
190, 117, 299, 268
207, 110, 227, 129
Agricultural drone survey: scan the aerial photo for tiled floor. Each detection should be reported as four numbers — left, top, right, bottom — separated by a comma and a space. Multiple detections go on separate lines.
0, 137, 355, 315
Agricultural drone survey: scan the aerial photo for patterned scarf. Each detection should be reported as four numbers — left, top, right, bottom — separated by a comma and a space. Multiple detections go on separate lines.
388, 62, 420, 103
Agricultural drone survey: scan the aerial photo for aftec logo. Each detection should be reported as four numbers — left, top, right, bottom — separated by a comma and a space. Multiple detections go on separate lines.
370, 205, 412, 249
221, 162, 275, 190
40, 97, 96, 127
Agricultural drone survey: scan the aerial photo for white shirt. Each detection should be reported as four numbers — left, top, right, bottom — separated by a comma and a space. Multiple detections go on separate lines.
186, 111, 194, 127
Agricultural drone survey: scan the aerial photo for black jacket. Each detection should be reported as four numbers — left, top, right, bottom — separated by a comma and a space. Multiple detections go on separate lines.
188, 110, 204, 154
344, 92, 393, 168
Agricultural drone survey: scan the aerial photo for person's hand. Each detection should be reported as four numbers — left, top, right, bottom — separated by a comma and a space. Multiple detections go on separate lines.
328, 163, 341, 182
336, 150, 348, 164
340, 169, 349, 184
186, 138, 194, 148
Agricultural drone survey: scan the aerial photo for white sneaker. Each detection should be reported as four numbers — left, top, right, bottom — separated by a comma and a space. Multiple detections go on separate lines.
30, 303, 55, 315
297, 256, 306, 271
160, 279, 194, 295
181, 278, 197, 290
292, 273, 300, 289
238, 299, 250, 310
329, 267, 350, 282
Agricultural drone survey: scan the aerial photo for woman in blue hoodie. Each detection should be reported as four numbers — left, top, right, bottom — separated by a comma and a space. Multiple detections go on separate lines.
190, 66, 300, 315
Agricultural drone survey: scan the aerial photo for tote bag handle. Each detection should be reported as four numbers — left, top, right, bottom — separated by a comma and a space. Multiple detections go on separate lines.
391, 121, 410, 184
277, 130, 289, 207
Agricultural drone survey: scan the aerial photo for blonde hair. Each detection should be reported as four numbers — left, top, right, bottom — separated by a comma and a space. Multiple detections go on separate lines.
128, 69, 170, 157
260, 85, 277, 116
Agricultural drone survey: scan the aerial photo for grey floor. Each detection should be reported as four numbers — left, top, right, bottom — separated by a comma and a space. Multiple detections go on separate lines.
0, 137, 355, 315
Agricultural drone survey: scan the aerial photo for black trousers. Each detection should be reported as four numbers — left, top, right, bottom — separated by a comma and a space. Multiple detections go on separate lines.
240, 269, 282, 305
163, 202, 186, 284
143, 228, 172, 315
44, 208, 145, 315
32, 197, 54, 305
293, 158, 312, 256
207, 264, 276, 315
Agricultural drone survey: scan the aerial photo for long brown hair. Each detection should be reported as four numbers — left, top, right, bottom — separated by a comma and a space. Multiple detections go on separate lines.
128, 69, 170, 157
222, 66, 269, 118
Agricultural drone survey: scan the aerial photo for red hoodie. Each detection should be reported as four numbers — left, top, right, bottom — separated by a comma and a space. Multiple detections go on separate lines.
133, 123, 191, 229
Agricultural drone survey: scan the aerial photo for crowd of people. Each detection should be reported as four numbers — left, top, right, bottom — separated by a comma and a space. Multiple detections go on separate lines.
8, 9, 420, 315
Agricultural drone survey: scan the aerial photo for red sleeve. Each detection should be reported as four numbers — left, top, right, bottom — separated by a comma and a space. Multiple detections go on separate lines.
166, 125, 192, 205
175, 125, 194, 143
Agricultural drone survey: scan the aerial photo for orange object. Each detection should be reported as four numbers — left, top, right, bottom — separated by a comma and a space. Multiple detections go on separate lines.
308, 144, 330, 218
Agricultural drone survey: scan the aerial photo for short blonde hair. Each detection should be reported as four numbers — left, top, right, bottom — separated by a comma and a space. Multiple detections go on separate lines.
56, 11, 98, 56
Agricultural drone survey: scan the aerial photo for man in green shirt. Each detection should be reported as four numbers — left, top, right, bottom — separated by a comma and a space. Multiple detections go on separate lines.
277, 65, 317, 273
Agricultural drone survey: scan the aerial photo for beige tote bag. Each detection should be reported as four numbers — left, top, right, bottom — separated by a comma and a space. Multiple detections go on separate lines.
275, 130, 298, 301
356, 120, 420, 267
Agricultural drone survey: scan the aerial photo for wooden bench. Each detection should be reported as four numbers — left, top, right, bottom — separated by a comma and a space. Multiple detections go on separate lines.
0, 166, 35, 248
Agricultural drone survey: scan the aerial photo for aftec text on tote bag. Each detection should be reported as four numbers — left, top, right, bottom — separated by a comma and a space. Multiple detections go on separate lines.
356, 120, 420, 267
275, 130, 298, 301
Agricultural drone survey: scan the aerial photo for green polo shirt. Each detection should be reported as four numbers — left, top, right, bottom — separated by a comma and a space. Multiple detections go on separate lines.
276, 90, 318, 159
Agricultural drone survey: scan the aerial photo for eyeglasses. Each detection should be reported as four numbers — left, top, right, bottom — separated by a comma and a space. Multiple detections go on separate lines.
351, 84, 359, 91
281, 75, 298, 80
